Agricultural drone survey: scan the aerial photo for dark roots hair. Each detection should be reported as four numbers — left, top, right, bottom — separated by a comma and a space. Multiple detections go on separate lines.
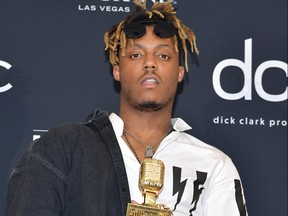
104, 0, 199, 71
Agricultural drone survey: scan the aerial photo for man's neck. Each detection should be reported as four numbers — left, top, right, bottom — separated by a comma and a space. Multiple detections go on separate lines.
119, 106, 172, 134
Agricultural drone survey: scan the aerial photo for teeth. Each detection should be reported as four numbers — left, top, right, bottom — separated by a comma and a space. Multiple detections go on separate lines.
144, 79, 157, 83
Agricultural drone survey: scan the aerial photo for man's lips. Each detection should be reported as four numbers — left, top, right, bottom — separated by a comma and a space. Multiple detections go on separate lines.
141, 78, 159, 87
142, 78, 158, 84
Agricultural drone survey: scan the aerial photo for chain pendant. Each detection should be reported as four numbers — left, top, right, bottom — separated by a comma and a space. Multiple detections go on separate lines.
146, 146, 154, 158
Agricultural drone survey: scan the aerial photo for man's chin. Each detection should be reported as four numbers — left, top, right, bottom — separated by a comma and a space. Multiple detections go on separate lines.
135, 101, 164, 112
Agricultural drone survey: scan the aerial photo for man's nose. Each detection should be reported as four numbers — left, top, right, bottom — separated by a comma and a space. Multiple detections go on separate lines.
143, 55, 157, 72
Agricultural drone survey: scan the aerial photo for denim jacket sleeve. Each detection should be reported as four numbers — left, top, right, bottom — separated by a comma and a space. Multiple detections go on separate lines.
6, 111, 130, 216
6, 128, 71, 216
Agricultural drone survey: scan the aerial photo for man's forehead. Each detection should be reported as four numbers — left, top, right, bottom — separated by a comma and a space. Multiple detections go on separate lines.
125, 42, 175, 50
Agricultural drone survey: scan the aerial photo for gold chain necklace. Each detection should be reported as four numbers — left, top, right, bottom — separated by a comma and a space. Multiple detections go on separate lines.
122, 131, 141, 163
123, 126, 172, 160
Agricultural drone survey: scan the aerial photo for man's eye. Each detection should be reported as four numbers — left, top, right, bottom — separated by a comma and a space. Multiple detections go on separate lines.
159, 54, 170, 60
130, 53, 141, 59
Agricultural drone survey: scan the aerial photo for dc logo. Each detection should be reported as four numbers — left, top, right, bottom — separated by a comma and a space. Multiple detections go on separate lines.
0, 60, 12, 93
213, 38, 287, 102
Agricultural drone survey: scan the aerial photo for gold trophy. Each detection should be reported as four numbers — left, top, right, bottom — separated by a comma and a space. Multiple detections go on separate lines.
126, 158, 172, 216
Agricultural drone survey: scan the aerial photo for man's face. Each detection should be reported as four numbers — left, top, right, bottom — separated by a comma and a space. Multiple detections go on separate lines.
113, 26, 185, 112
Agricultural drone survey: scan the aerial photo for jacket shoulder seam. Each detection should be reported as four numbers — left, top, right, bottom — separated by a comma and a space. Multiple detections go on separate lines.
30, 152, 68, 183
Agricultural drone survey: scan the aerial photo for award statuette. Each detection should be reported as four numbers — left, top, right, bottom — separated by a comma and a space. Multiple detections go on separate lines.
126, 158, 172, 216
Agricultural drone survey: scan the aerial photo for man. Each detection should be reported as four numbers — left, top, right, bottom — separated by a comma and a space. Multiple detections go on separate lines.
6, 0, 248, 215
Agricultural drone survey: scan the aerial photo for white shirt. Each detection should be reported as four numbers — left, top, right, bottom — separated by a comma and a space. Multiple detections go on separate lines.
109, 113, 248, 216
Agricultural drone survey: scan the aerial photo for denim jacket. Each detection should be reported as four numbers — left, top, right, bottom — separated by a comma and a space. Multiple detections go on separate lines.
6, 109, 131, 216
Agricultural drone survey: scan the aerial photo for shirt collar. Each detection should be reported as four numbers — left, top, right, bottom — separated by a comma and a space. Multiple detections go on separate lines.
171, 118, 192, 131
109, 113, 192, 137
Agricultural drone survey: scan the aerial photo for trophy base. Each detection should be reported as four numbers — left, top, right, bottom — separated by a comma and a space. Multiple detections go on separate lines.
126, 203, 172, 216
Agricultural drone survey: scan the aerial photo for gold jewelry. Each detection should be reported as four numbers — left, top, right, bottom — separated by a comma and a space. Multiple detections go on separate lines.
123, 130, 141, 163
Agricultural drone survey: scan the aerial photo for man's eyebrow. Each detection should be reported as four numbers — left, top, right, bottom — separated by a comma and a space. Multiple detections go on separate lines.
156, 43, 174, 49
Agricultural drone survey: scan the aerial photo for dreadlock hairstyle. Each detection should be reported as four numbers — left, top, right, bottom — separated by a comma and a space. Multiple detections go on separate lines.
104, 0, 199, 71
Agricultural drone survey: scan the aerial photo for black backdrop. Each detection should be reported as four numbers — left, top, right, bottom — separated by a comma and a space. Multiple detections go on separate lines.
0, 0, 287, 215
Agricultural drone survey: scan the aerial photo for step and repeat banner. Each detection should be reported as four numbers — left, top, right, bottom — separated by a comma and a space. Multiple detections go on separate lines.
0, 0, 287, 215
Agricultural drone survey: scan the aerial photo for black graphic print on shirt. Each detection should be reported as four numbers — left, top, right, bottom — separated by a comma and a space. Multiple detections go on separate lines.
172, 166, 247, 215
172, 166, 207, 215
234, 179, 247, 216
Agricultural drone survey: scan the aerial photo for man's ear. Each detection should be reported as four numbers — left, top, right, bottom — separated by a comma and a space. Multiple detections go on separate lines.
178, 66, 185, 82
113, 65, 120, 81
